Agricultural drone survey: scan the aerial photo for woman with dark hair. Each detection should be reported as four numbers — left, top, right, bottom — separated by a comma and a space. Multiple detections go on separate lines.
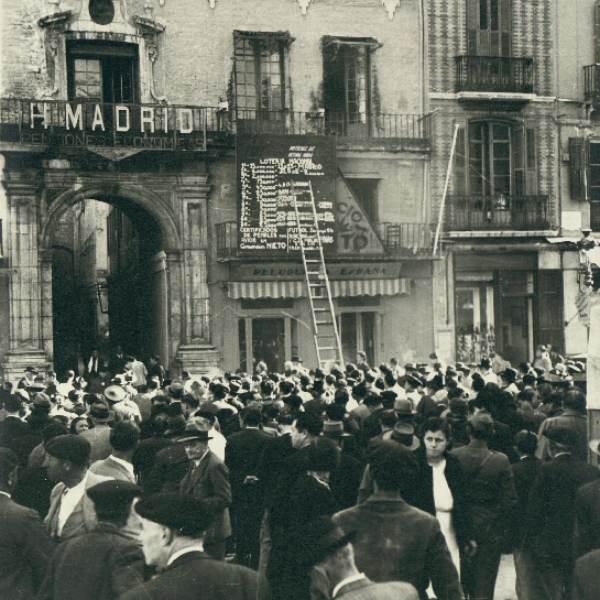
69, 416, 90, 435
411, 417, 475, 577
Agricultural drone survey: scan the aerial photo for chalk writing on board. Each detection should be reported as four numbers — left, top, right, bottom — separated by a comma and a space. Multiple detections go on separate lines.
237, 134, 336, 254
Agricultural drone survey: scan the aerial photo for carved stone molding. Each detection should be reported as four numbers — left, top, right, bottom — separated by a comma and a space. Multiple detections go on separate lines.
382, 0, 401, 19
208, 0, 218, 8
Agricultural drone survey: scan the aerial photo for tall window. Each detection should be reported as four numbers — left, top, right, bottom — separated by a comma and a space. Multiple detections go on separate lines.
323, 38, 375, 136
468, 0, 512, 56
234, 33, 287, 118
459, 120, 536, 196
67, 41, 138, 103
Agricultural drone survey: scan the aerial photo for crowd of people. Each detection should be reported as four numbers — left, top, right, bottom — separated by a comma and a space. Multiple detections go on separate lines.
0, 347, 598, 600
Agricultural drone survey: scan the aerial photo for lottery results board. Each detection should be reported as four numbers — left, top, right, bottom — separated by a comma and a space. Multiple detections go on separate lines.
237, 134, 337, 255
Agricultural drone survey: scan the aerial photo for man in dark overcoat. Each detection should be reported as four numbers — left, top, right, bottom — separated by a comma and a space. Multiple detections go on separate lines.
0, 448, 54, 600
120, 493, 271, 600
179, 417, 232, 559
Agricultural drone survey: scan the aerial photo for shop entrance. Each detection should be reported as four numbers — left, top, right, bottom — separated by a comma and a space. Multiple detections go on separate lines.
50, 197, 168, 376
251, 318, 285, 373
339, 312, 376, 367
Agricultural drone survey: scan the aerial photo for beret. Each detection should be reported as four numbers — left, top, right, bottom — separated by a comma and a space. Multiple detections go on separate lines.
87, 480, 142, 509
544, 426, 579, 448
45, 434, 91, 465
89, 402, 111, 421
135, 493, 213, 535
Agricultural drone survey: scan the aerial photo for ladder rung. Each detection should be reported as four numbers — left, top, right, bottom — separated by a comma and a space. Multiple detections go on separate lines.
305, 259, 320, 263
315, 320, 332, 325
317, 347, 339, 351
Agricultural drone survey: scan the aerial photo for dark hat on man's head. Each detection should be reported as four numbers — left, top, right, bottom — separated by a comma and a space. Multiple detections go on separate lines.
135, 493, 213, 536
404, 374, 422, 389
164, 415, 187, 437
389, 422, 420, 450
45, 434, 91, 466
176, 418, 213, 443
0, 448, 19, 480
24, 366, 38, 374
363, 394, 383, 407
87, 480, 142, 510
301, 516, 357, 567
322, 420, 345, 439
500, 368, 518, 383
167, 380, 185, 399
393, 398, 416, 415
479, 357, 492, 370
544, 426, 579, 448
33, 392, 52, 409
89, 401, 111, 422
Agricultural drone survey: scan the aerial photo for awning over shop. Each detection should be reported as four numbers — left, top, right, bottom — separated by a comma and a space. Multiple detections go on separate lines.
228, 278, 412, 299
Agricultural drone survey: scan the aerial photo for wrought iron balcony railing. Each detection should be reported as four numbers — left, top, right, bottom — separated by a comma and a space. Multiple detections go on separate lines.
216, 220, 432, 259
445, 195, 551, 231
0, 100, 432, 150
232, 109, 432, 144
378, 222, 433, 254
455, 56, 534, 94
584, 65, 600, 102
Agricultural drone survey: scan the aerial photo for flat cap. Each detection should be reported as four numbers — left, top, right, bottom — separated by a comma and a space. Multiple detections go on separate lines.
134, 493, 213, 535
89, 402, 111, 421
33, 392, 52, 409
544, 426, 579, 448
45, 434, 91, 465
87, 480, 142, 509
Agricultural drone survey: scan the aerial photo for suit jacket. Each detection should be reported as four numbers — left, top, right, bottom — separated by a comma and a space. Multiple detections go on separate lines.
225, 427, 271, 502
180, 450, 232, 542
574, 478, 600, 557
572, 549, 600, 600
334, 577, 418, 600
37, 522, 144, 600
89, 455, 137, 483
451, 440, 517, 530
81, 425, 113, 463
0, 494, 55, 600
509, 455, 542, 547
333, 495, 462, 600
44, 471, 112, 542
145, 443, 190, 493
527, 453, 600, 570
0, 415, 31, 449
120, 551, 271, 600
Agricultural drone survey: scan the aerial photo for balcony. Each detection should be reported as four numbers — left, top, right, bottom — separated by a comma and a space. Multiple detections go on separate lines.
231, 109, 432, 151
378, 222, 433, 255
445, 195, 552, 234
216, 220, 432, 260
455, 56, 534, 109
584, 65, 600, 103
0, 98, 232, 152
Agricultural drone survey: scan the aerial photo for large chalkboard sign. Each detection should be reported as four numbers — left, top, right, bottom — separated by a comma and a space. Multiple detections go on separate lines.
237, 134, 336, 254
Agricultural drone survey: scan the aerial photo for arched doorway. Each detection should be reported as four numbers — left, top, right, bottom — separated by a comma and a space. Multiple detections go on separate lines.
49, 194, 169, 377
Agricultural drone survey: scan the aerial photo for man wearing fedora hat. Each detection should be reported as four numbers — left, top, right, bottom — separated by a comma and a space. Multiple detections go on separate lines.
304, 516, 418, 600
120, 493, 269, 600
527, 426, 600, 600
179, 418, 232, 560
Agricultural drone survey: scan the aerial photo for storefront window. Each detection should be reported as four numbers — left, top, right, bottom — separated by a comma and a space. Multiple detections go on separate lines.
339, 312, 376, 366
456, 285, 495, 364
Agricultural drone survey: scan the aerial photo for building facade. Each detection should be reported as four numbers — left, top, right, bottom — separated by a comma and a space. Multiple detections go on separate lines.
0, 0, 438, 380
428, 0, 590, 366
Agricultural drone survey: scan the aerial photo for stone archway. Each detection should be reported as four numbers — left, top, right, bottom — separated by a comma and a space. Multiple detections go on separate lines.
39, 183, 184, 374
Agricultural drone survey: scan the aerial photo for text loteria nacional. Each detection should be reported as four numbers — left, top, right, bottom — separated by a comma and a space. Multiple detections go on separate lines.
6, 101, 210, 151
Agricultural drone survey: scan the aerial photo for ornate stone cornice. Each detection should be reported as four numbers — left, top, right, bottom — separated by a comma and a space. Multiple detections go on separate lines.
295, 0, 313, 15
37, 10, 72, 29
132, 14, 165, 33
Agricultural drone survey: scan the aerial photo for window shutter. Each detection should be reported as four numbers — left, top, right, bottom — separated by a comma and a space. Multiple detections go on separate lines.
569, 138, 589, 201
454, 126, 467, 195
467, 0, 480, 54
513, 124, 525, 196
590, 142, 600, 201
525, 128, 537, 195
